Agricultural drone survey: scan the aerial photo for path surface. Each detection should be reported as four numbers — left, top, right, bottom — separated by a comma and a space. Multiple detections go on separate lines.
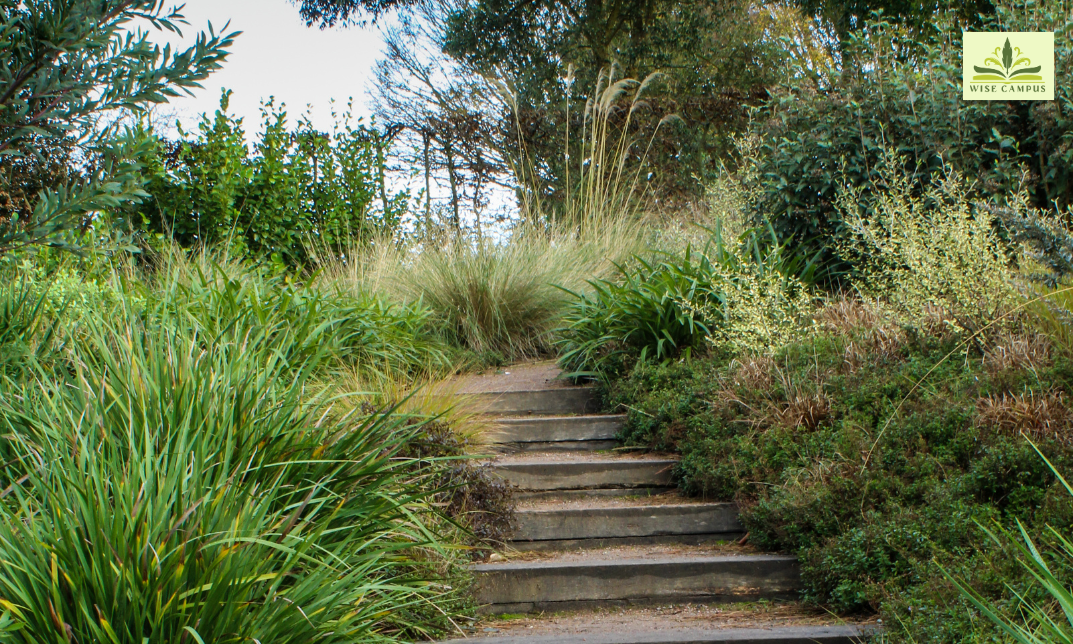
454, 361, 573, 393
443, 364, 878, 644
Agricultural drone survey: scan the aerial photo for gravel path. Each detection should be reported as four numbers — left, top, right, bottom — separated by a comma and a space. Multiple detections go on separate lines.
461, 602, 879, 638
455, 361, 577, 393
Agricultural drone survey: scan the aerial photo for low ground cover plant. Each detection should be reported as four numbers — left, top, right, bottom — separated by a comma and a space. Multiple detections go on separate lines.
604, 299, 1073, 642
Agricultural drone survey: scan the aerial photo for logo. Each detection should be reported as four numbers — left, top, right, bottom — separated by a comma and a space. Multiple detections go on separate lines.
963, 32, 1054, 101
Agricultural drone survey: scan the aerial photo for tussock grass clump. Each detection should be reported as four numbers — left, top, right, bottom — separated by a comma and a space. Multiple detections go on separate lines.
815, 297, 907, 369
322, 215, 646, 362
317, 370, 516, 553
983, 330, 1054, 374
976, 390, 1073, 446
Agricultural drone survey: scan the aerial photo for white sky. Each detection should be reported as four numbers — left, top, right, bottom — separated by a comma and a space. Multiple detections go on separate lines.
156, 0, 385, 134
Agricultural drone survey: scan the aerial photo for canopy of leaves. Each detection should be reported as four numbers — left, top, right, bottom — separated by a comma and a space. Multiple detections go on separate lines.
292, 0, 416, 27
0, 0, 235, 255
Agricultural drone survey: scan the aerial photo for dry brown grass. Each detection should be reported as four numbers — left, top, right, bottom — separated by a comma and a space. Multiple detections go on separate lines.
975, 390, 1073, 446
718, 362, 831, 432
816, 296, 887, 331
982, 330, 1053, 374
729, 355, 776, 390
772, 383, 831, 431
816, 296, 906, 371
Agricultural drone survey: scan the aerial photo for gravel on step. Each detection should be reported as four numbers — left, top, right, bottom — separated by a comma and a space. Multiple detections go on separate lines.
516, 491, 713, 511
487, 542, 760, 564
461, 601, 878, 638
492, 452, 678, 464
455, 361, 575, 393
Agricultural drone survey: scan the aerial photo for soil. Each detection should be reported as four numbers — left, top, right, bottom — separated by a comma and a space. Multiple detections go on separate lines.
516, 491, 715, 511
455, 361, 579, 393
491, 452, 678, 464
458, 602, 880, 638
481, 542, 763, 564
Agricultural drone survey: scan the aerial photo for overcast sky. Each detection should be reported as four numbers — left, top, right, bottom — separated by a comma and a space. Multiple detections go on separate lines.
157, 0, 385, 134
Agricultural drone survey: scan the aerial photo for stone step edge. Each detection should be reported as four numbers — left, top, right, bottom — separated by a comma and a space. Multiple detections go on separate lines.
488, 415, 626, 448
475, 554, 800, 614
441, 625, 877, 644
508, 533, 747, 552
513, 503, 742, 541
515, 502, 734, 514
494, 441, 622, 454
493, 458, 679, 467
462, 388, 599, 415
494, 414, 628, 423
493, 459, 677, 490
515, 488, 678, 501
472, 554, 795, 574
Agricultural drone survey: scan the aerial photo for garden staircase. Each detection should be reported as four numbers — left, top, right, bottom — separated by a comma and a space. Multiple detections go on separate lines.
444, 367, 875, 644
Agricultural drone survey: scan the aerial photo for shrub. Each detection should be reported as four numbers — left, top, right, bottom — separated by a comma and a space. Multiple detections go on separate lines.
746, 1, 1073, 268
0, 1, 234, 255
130, 93, 408, 266
557, 249, 721, 376
557, 223, 817, 377
836, 154, 1018, 332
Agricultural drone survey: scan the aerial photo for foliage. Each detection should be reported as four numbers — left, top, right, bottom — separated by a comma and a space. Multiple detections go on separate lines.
945, 445, 1073, 644
836, 152, 1018, 332
292, 0, 415, 27
992, 199, 1073, 286
747, 1, 1073, 267
314, 369, 515, 553
128, 93, 406, 266
602, 296, 1073, 642
482, 1, 784, 209
0, 0, 235, 255
557, 223, 817, 377
792, 0, 994, 45
370, 6, 504, 237
0, 254, 476, 643
402, 421, 516, 553
503, 67, 669, 223
0, 278, 57, 375
557, 250, 719, 377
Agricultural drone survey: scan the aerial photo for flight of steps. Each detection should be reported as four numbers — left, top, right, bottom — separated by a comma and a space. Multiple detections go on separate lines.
446, 383, 875, 644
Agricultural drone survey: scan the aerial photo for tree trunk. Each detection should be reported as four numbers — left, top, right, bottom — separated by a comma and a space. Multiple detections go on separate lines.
422, 129, 433, 234
443, 137, 462, 237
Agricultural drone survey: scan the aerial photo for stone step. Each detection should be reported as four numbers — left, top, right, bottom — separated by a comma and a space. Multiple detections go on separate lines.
515, 487, 678, 502
494, 457, 677, 492
474, 554, 800, 613
512, 503, 743, 551
443, 625, 874, 644
491, 415, 625, 452
468, 388, 598, 415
